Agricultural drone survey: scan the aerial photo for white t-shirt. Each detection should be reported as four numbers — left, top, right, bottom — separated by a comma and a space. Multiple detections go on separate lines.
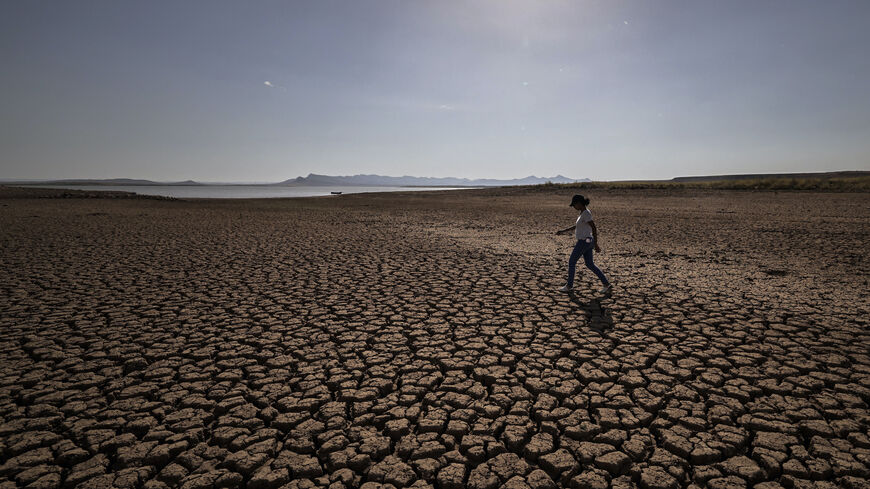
575, 209, 593, 241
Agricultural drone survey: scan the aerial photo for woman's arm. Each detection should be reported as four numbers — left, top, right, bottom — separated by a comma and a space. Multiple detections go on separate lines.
556, 225, 576, 235
590, 221, 601, 252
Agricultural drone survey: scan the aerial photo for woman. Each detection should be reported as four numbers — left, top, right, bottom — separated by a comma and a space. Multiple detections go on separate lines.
555, 194, 612, 293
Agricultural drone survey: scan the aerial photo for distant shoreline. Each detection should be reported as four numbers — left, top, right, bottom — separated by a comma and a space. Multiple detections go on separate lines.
4, 173, 869, 201
1, 170, 865, 188
6, 182, 481, 188
3, 170, 868, 198
0, 184, 478, 200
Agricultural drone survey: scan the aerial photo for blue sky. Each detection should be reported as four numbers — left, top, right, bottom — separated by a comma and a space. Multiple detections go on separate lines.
2, 1, 869, 181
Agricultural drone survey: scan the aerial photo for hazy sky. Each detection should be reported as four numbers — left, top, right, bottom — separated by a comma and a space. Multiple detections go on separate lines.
2, 1, 869, 182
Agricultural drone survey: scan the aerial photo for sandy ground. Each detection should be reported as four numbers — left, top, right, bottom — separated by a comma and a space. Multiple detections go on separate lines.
0, 187, 868, 489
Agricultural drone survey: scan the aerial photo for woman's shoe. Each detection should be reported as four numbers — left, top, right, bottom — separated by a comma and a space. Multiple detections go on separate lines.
600, 284, 612, 294
558, 285, 573, 292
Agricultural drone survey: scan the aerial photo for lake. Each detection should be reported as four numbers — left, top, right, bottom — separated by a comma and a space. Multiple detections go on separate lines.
24, 185, 473, 199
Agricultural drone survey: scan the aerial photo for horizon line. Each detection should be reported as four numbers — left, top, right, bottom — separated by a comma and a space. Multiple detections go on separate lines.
1, 169, 867, 185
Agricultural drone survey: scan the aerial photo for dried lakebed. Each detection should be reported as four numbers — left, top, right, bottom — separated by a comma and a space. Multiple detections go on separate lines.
1, 188, 868, 489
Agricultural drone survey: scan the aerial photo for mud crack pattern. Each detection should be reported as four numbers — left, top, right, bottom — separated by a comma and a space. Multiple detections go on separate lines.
1, 189, 869, 489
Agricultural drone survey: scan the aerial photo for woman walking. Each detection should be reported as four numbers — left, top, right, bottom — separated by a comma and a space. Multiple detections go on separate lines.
556, 194, 612, 293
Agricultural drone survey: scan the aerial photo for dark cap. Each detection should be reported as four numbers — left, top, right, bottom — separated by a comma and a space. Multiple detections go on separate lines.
569, 194, 590, 206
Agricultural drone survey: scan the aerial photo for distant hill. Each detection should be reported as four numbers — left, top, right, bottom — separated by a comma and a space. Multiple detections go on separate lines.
280, 174, 587, 187
550, 170, 870, 192
672, 171, 869, 182
2, 178, 205, 186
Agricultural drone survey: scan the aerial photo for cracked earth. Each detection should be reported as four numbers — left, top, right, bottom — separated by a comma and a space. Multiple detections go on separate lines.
1, 188, 868, 489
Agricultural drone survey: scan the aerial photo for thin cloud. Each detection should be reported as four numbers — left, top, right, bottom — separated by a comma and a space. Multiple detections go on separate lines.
263, 80, 286, 91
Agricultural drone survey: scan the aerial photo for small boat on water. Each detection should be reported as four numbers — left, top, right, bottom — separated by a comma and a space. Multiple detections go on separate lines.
330, 191, 342, 195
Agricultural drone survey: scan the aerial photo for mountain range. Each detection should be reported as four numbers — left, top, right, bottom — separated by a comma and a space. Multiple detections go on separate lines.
279, 174, 586, 187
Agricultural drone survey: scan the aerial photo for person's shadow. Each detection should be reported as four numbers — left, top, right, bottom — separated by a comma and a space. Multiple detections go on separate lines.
566, 290, 613, 331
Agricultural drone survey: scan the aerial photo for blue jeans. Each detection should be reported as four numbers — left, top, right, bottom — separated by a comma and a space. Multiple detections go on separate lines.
567, 237, 609, 288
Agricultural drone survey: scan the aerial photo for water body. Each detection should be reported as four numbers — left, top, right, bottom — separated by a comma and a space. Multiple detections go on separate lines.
26, 185, 473, 199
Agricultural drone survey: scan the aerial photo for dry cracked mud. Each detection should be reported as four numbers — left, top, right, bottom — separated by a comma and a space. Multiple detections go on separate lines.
1, 187, 868, 489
